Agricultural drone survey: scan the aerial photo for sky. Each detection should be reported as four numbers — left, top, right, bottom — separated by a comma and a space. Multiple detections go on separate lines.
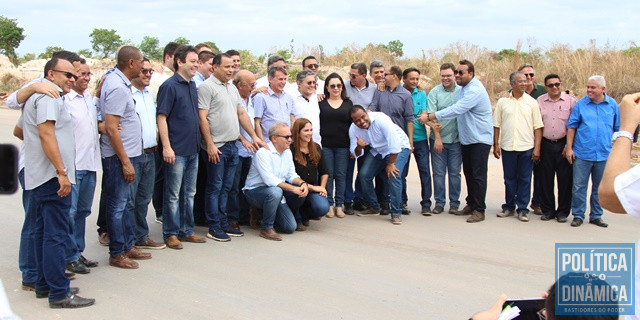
4, 0, 640, 58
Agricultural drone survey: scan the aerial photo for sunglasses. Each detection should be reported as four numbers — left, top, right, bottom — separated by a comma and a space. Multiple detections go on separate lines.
306, 81, 317, 86
455, 70, 467, 75
52, 70, 78, 81
141, 68, 154, 75
277, 135, 293, 139
306, 64, 319, 69
329, 84, 343, 89
524, 73, 535, 77
349, 73, 359, 79
546, 82, 561, 88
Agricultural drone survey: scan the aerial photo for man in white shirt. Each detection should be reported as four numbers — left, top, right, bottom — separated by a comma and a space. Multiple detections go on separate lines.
292, 70, 321, 144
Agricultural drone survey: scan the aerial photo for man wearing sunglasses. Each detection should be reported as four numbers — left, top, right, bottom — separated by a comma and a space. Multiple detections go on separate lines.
292, 70, 322, 143
536, 74, 576, 223
22, 57, 95, 308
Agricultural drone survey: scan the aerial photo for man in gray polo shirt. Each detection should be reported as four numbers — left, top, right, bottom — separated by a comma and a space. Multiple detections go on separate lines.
100, 46, 151, 269
23, 57, 94, 308
198, 53, 264, 241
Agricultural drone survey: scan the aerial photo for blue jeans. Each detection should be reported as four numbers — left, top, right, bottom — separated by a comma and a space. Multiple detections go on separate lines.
322, 147, 349, 207
32, 178, 72, 301
227, 156, 252, 224
358, 148, 410, 216
127, 152, 155, 244
65, 170, 96, 263
244, 186, 296, 233
162, 153, 198, 241
18, 169, 37, 284
500, 149, 534, 213
285, 190, 330, 223
413, 140, 433, 209
203, 143, 238, 233
103, 155, 136, 256
430, 140, 461, 208
571, 157, 606, 221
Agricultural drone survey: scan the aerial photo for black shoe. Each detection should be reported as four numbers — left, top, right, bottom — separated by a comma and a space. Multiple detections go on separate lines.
556, 216, 568, 223
66, 261, 90, 274
21, 282, 35, 291
36, 287, 79, 299
540, 214, 555, 221
401, 203, 410, 215
344, 203, 355, 215
353, 202, 367, 211
589, 219, 608, 228
571, 218, 583, 227
49, 294, 95, 309
79, 255, 98, 268
380, 203, 390, 216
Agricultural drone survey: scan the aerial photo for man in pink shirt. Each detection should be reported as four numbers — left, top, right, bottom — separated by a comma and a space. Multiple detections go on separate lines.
537, 74, 576, 223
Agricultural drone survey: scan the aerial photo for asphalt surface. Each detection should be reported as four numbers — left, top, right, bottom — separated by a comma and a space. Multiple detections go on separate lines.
0, 106, 634, 319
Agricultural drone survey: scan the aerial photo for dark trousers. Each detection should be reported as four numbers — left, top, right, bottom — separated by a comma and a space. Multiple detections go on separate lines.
152, 144, 164, 219
192, 150, 208, 225
539, 138, 572, 218
461, 143, 491, 213
530, 162, 541, 208
96, 171, 107, 235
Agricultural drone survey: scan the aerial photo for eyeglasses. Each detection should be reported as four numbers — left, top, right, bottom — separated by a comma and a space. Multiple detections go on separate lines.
349, 73, 359, 79
141, 68, 154, 75
306, 64, 319, 69
329, 84, 343, 89
306, 81, 317, 86
277, 135, 292, 139
546, 82, 561, 88
52, 70, 78, 81
455, 70, 467, 75
524, 73, 535, 78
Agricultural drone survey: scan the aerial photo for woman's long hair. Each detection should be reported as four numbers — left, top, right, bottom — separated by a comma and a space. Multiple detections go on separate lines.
323, 72, 348, 100
292, 118, 321, 166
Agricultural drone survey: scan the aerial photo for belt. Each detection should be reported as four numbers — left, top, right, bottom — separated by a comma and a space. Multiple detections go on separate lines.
543, 137, 566, 143
144, 147, 157, 153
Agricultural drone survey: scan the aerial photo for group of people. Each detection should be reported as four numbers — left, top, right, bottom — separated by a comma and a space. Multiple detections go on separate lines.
7, 40, 629, 309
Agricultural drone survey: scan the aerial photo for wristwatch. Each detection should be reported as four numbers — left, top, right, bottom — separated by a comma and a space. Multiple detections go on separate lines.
611, 131, 634, 143
57, 167, 68, 176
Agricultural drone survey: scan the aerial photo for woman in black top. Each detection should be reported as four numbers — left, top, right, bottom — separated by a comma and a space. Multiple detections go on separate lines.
285, 118, 330, 231
318, 73, 353, 218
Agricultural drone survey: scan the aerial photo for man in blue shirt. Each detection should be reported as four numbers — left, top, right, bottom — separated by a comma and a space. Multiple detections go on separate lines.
157, 45, 207, 249
420, 59, 493, 223
565, 75, 619, 228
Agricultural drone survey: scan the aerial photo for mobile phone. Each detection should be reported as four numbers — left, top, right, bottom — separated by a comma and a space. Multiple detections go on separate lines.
0, 144, 19, 194
502, 298, 545, 320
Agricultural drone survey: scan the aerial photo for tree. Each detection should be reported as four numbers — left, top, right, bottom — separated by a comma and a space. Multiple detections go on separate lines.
0, 16, 25, 64
89, 28, 122, 58
387, 40, 404, 57
202, 41, 220, 53
139, 36, 162, 60
173, 37, 190, 45
77, 49, 92, 58
37, 46, 64, 59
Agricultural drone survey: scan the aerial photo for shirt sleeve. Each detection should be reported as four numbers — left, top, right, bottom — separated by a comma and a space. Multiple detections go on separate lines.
284, 150, 300, 183
369, 90, 380, 112
253, 149, 285, 187
435, 86, 479, 121
403, 93, 415, 123
7, 78, 43, 110
35, 95, 61, 125
614, 165, 640, 218
103, 85, 130, 117
493, 99, 503, 128
382, 118, 403, 155
349, 124, 362, 158
197, 82, 213, 111
253, 94, 266, 119
566, 101, 582, 129
426, 90, 437, 113
156, 82, 174, 116
532, 101, 544, 130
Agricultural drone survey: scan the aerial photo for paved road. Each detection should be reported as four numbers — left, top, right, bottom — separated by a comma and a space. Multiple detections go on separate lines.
0, 106, 634, 319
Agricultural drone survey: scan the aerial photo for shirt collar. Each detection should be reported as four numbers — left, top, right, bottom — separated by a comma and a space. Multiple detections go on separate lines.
131, 85, 149, 95
211, 75, 227, 86
66, 88, 90, 100
113, 68, 132, 87
42, 78, 63, 93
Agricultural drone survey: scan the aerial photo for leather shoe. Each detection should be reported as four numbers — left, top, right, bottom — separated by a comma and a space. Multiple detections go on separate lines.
456, 205, 473, 216
589, 218, 608, 228
36, 287, 79, 299
571, 218, 583, 227
49, 294, 95, 309
98, 232, 109, 246
556, 216, 568, 223
65, 272, 76, 280
249, 207, 261, 229
165, 235, 183, 249
125, 248, 152, 260
260, 228, 282, 241
109, 254, 139, 269
179, 234, 206, 243
66, 261, 90, 274
79, 255, 98, 268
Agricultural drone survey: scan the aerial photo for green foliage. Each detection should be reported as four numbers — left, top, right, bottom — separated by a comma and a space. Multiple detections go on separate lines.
89, 28, 123, 58
17, 52, 35, 64
622, 46, 640, 57
202, 41, 220, 53
238, 49, 262, 74
496, 48, 528, 61
173, 37, 190, 45
77, 49, 92, 58
387, 40, 404, 57
276, 49, 291, 62
37, 46, 64, 59
0, 16, 25, 64
139, 36, 162, 60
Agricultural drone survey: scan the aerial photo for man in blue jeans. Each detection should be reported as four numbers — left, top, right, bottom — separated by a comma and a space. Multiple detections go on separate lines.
157, 45, 207, 249
100, 46, 152, 268
197, 54, 264, 242
349, 106, 411, 225
564, 75, 619, 228
243, 122, 309, 241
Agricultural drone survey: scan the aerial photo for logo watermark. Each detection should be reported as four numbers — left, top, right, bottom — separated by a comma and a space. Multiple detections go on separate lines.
555, 243, 634, 315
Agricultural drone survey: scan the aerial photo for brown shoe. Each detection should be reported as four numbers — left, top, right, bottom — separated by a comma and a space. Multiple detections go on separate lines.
229, 222, 240, 230
532, 206, 543, 215
98, 232, 109, 246
165, 235, 183, 250
295, 224, 307, 231
125, 248, 152, 260
456, 205, 473, 216
466, 210, 485, 223
260, 228, 282, 241
135, 238, 166, 250
179, 234, 206, 243
109, 254, 139, 269
249, 207, 260, 229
